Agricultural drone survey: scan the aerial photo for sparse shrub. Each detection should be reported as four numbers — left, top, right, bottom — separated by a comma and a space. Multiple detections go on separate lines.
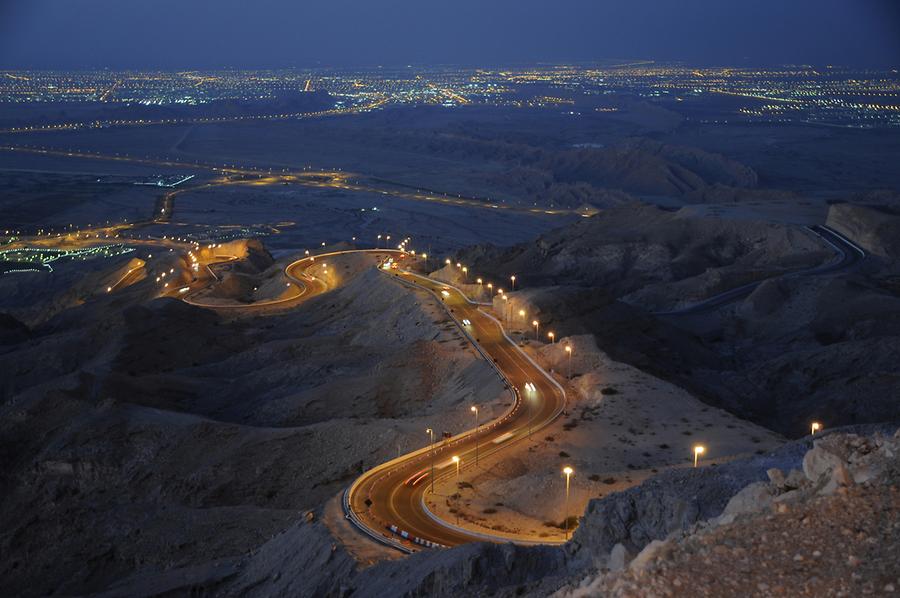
601, 387, 619, 395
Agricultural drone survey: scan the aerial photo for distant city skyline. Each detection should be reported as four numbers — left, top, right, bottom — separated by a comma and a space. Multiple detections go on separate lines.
1, 0, 899, 69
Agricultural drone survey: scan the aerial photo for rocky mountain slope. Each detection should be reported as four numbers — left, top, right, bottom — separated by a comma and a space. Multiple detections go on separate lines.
443, 203, 898, 436
0, 254, 505, 596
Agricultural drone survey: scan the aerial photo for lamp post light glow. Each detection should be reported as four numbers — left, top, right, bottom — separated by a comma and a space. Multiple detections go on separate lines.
452, 455, 460, 484
477, 278, 482, 286
693, 445, 705, 468
426, 428, 436, 492
533, 320, 539, 340
445, 258, 451, 265
510, 275, 516, 290
471, 406, 479, 466
462, 266, 468, 282
548, 331, 555, 344
565, 345, 573, 379
487, 283, 493, 294
811, 421, 822, 436
518, 309, 526, 329
563, 466, 574, 540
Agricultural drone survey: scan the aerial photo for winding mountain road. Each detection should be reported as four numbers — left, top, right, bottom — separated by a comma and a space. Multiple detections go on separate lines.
178, 248, 568, 553
656, 224, 866, 316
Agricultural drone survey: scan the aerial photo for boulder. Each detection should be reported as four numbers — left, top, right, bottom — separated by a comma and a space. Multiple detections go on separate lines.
722, 482, 774, 516
802, 443, 844, 482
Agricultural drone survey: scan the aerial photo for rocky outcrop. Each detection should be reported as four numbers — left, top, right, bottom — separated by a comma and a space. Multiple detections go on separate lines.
555, 429, 900, 597
826, 202, 900, 259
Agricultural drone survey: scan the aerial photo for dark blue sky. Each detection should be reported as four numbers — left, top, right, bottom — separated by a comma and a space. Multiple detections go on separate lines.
1, 0, 898, 68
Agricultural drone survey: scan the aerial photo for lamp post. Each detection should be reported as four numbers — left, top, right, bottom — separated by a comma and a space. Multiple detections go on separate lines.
563, 466, 574, 540
548, 331, 555, 344
462, 266, 468, 282
426, 428, 436, 492
565, 345, 573, 379
471, 406, 479, 466
693, 445, 705, 468
811, 422, 822, 436
452, 455, 461, 524
510, 275, 516, 290
502, 295, 509, 324
518, 309, 526, 331
532, 320, 539, 340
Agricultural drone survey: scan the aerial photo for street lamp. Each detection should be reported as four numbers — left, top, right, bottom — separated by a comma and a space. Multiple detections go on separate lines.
565, 345, 573, 379
811, 422, 822, 436
445, 258, 451, 265
452, 455, 462, 524
548, 331, 555, 344
471, 406, 479, 466
693, 445, 705, 468
426, 428, 436, 492
532, 320, 539, 340
518, 309, 526, 328
502, 295, 509, 323
476, 278, 482, 286
563, 466, 574, 540
462, 266, 468, 281
510, 275, 516, 290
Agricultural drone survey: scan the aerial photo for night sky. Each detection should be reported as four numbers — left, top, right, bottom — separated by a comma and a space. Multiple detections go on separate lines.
1, 0, 899, 68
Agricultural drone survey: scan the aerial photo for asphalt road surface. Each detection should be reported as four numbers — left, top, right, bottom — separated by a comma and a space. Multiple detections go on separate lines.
656, 225, 866, 316
345, 267, 567, 552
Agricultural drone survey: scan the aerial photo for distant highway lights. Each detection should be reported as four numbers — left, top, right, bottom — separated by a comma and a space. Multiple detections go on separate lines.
693, 445, 705, 468
471, 406, 479, 466
565, 345, 573, 379
811, 421, 822, 436
548, 331, 555, 344
563, 466, 574, 540
426, 428, 436, 493
532, 320, 539, 340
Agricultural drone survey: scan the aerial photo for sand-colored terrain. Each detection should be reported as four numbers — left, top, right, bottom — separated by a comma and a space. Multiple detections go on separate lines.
425, 333, 783, 541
